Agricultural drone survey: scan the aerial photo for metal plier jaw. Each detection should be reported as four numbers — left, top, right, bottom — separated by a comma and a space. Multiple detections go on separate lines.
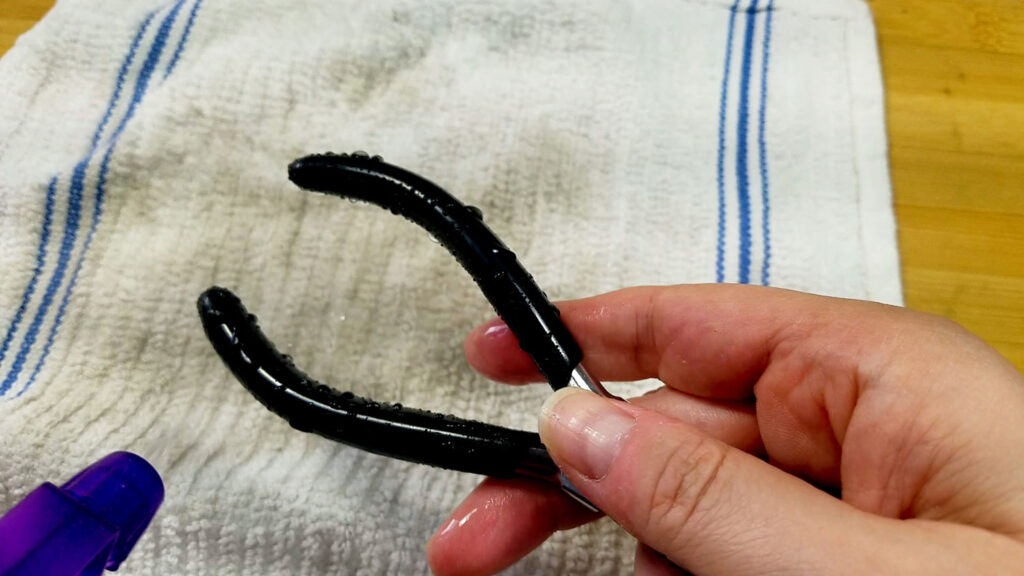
198, 152, 616, 511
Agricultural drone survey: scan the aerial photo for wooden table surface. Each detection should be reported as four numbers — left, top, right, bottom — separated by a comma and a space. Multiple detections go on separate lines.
3, 1, 1023, 370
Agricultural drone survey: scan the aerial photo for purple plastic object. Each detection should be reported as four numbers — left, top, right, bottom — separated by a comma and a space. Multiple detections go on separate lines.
0, 452, 163, 575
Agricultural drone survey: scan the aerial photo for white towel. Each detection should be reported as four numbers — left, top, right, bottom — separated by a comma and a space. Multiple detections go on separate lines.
0, 0, 900, 573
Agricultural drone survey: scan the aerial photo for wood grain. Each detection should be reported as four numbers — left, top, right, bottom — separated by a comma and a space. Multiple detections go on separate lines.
0, 0, 52, 53
2, 1, 1024, 370
867, 0, 1024, 371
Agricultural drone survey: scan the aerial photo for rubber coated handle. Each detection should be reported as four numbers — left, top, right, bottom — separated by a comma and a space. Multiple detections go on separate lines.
198, 287, 559, 479
288, 153, 583, 390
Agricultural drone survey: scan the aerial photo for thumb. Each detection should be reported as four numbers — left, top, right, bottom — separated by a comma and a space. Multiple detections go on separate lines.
539, 388, 883, 574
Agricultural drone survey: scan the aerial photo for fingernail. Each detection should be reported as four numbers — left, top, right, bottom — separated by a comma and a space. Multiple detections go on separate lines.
539, 388, 635, 480
481, 320, 510, 339
437, 507, 480, 538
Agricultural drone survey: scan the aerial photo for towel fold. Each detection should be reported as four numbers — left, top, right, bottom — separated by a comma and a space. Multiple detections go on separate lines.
0, 0, 899, 573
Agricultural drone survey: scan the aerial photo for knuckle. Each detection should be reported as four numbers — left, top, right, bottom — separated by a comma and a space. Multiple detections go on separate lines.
642, 434, 729, 542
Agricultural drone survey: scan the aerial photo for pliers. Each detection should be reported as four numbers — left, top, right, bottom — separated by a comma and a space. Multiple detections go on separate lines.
197, 152, 614, 509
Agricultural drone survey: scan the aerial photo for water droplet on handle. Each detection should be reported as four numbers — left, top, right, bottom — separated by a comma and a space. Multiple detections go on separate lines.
466, 205, 484, 220
352, 150, 370, 158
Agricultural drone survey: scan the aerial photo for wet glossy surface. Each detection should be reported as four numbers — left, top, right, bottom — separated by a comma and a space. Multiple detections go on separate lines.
288, 152, 583, 389
196, 153, 605, 484
198, 287, 558, 479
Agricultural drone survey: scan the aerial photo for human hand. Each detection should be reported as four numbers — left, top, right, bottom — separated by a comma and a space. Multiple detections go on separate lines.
426, 285, 1024, 575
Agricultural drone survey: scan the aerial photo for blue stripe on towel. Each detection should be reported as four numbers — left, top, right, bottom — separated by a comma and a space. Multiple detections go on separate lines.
0, 12, 156, 397
758, 0, 774, 286
715, 0, 742, 283
735, 0, 760, 285
164, 0, 203, 79
0, 178, 57, 372
18, 0, 189, 396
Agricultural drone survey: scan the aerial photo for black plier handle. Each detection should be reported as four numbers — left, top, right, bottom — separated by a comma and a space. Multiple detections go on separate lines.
198, 152, 613, 508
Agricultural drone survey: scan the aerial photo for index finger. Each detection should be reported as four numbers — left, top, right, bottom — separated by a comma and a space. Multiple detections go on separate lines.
465, 284, 854, 399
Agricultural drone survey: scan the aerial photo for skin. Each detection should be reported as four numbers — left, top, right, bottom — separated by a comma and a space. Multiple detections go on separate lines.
426, 284, 1024, 575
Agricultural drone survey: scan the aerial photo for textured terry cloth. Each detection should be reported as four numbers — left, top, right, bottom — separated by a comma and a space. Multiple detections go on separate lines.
0, 0, 900, 573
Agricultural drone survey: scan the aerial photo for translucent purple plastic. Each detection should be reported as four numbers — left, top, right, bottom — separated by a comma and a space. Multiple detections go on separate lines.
0, 452, 163, 575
